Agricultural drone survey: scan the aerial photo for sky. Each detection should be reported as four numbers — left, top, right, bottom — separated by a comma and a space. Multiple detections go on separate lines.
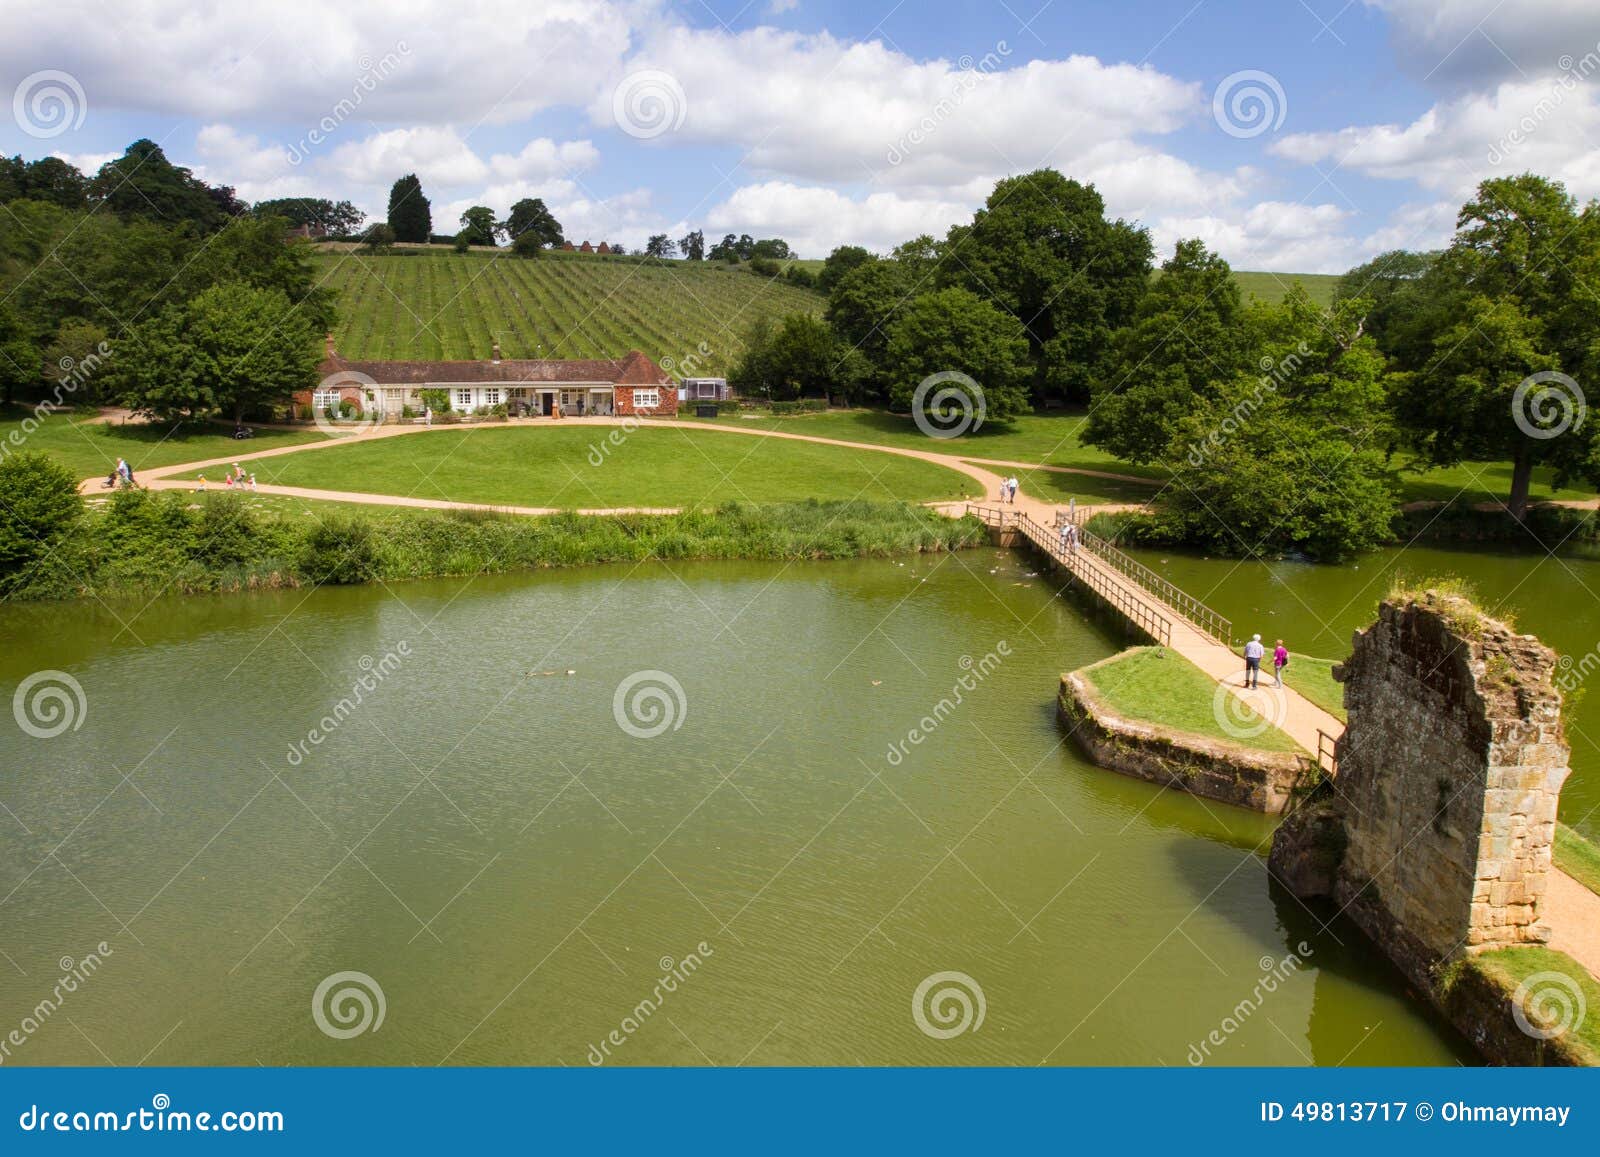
4, 0, 1600, 273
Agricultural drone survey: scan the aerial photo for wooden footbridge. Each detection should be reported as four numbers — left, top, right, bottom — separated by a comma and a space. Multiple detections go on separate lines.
967, 504, 1344, 766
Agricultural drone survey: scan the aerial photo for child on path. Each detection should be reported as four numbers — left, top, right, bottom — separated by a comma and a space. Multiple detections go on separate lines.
1243, 634, 1265, 688
1273, 640, 1289, 688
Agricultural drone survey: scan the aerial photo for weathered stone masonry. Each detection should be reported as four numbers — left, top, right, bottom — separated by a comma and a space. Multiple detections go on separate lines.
1271, 592, 1570, 994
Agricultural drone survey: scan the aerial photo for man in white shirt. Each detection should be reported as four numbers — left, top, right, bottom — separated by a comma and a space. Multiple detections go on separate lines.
1243, 634, 1265, 688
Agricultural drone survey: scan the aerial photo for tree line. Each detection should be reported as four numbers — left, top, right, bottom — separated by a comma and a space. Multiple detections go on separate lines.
727, 169, 1600, 556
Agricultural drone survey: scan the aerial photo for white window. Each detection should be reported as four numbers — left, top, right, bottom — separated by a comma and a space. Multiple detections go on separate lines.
484, 388, 501, 405
312, 389, 340, 412
455, 388, 473, 409
633, 388, 660, 409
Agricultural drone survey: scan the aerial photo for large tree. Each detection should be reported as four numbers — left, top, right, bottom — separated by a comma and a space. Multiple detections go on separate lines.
939, 170, 1153, 405
458, 205, 499, 246
386, 174, 432, 243
252, 197, 364, 236
0, 155, 89, 210
1388, 174, 1600, 518
0, 303, 40, 405
645, 233, 676, 258
1085, 239, 1262, 463
88, 139, 242, 232
117, 283, 321, 423
817, 245, 873, 295
678, 229, 705, 261
884, 288, 1031, 423
501, 198, 563, 247
729, 314, 868, 403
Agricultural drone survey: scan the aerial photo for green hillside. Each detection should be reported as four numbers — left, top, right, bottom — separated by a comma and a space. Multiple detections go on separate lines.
311, 249, 1339, 373
1231, 270, 1340, 307
310, 250, 824, 376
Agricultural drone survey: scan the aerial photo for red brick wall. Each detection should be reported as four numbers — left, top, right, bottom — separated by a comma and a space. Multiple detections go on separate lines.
614, 384, 678, 417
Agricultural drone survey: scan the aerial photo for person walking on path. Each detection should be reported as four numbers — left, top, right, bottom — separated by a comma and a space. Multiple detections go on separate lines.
1273, 639, 1289, 688
1243, 634, 1265, 688
1059, 521, 1071, 554
1005, 476, 1019, 504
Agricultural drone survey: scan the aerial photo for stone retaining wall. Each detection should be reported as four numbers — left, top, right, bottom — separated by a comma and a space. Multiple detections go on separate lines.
1058, 670, 1318, 814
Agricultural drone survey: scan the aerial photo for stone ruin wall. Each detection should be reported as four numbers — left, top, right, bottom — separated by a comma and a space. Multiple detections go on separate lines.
1330, 595, 1570, 962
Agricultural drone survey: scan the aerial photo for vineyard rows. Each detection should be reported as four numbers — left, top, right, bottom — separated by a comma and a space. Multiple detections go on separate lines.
311, 252, 823, 376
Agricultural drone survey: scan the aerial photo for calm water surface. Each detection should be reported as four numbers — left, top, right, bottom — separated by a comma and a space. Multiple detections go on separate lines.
1, 550, 1482, 1065
1123, 543, 1600, 836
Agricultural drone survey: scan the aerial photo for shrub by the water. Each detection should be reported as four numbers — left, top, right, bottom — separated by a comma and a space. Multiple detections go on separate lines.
0, 496, 983, 601
0, 450, 83, 580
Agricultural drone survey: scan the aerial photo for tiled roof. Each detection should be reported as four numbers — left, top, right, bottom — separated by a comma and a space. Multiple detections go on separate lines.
318, 350, 668, 385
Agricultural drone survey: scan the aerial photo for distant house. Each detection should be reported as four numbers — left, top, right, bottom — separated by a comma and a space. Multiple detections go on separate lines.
285, 223, 327, 241
297, 337, 678, 419
596, 242, 611, 255
578, 241, 594, 253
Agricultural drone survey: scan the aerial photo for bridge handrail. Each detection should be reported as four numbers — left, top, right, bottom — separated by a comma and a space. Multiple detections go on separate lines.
970, 506, 1175, 647
1061, 510, 1233, 645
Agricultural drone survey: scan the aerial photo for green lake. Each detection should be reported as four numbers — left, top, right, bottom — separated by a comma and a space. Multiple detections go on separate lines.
9, 541, 1580, 1066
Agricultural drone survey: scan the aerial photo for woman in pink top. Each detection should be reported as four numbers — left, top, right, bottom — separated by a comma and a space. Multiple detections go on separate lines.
1273, 640, 1289, 688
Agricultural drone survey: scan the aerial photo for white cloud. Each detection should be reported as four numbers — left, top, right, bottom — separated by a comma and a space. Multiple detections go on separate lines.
2, 0, 633, 127
707, 181, 972, 257
1368, 0, 1600, 86
1150, 202, 1356, 274
598, 26, 1200, 188
1272, 77, 1600, 201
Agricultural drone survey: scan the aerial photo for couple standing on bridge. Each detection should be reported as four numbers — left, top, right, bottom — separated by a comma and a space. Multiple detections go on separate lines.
1242, 635, 1290, 689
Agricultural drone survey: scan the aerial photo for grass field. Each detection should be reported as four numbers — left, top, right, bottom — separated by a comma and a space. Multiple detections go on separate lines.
1, 407, 324, 480
215, 425, 979, 508
1281, 655, 1346, 722
1230, 270, 1341, 307
1459, 946, 1600, 1065
310, 250, 822, 374
1556, 823, 1600, 896
1080, 646, 1301, 752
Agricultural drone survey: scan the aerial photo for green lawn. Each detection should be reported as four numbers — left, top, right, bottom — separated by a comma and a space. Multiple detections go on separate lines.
1556, 823, 1600, 896
1462, 946, 1600, 1065
2, 407, 324, 480
686, 408, 1165, 477
1079, 646, 1301, 752
1396, 459, 1589, 507
217, 424, 980, 508
1281, 655, 1346, 722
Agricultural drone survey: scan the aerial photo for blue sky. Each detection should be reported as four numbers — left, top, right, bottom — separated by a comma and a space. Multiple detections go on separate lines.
5, 0, 1600, 271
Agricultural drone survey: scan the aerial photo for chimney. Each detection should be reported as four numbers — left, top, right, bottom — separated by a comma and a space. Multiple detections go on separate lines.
491, 340, 502, 364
